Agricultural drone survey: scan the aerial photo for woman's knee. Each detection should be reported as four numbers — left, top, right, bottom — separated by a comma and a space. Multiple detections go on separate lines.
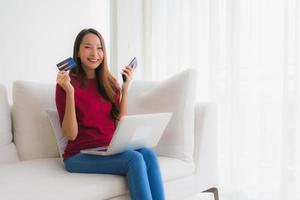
139, 147, 157, 157
138, 148, 157, 161
124, 150, 145, 166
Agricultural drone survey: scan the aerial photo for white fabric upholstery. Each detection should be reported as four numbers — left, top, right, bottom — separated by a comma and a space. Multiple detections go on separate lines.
0, 157, 194, 200
12, 81, 58, 160
45, 109, 67, 159
0, 143, 19, 164
194, 103, 219, 189
0, 84, 13, 146
159, 157, 195, 181
0, 84, 19, 163
128, 69, 197, 161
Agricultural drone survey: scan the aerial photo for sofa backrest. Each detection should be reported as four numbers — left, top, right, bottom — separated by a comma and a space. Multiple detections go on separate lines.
12, 69, 197, 161
0, 84, 19, 163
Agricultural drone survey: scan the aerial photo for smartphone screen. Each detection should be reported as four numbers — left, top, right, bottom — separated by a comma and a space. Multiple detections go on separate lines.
123, 57, 138, 82
128, 57, 138, 69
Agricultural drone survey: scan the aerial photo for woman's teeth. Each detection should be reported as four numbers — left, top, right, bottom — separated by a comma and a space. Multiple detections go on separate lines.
88, 59, 98, 62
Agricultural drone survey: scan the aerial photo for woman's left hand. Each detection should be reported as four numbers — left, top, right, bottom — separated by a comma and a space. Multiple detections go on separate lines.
121, 65, 134, 93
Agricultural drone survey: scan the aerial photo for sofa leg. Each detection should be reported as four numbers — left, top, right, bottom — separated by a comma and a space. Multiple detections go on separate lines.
203, 187, 219, 200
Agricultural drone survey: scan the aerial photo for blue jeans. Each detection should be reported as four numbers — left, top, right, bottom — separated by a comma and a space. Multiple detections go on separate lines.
64, 147, 165, 200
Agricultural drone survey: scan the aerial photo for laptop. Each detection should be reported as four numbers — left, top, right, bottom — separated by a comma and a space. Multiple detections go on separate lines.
80, 112, 172, 156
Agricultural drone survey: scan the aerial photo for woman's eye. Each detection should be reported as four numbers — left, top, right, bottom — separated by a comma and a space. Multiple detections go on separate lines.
97, 47, 102, 50
84, 46, 90, 49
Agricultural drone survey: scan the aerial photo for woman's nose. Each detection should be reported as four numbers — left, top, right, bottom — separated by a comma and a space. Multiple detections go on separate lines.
90, 48, 98, 56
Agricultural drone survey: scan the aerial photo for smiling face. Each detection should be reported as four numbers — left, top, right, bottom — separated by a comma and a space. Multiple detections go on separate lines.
78, 33, 104, 78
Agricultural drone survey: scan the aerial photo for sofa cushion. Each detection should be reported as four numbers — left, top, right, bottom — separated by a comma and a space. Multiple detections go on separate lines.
45, 109, 68, 160
0, 84, 19, 163
0, 157, 194, 200
127, 69, 197, 161
12, 69, 196, 161
0, 143, 19, 164
12, 81, 58, 160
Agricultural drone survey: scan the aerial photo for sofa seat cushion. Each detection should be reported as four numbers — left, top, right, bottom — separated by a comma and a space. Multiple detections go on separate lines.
159, 157, 195, 181
0, 156, 194, 200
0, 158, 127, 200
0, 143, 19, 164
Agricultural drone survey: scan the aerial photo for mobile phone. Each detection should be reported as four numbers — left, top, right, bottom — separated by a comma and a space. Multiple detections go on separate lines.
122, 57, 138, 82
56, 57, 77, 71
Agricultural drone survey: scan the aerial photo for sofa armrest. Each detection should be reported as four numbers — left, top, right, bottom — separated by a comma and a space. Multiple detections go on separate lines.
193, 102, 218, 188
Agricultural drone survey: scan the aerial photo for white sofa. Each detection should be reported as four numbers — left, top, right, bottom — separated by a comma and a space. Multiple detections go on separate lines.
0, 69, 219, 200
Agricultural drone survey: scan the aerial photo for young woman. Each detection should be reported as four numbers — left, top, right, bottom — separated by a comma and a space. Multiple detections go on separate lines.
55, 28, 165, 200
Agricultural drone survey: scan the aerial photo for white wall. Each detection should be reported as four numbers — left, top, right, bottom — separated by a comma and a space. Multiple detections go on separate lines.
0, 0, 110, 100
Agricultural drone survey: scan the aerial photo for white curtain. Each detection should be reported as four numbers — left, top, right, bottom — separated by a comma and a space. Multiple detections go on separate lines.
145, 0, 300, 199
113, 0, 300, 199
143, 0, 211, 102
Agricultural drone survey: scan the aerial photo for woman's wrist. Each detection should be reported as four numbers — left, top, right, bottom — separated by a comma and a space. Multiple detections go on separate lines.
66, 88, 74, 97
121, 87, 128, 96
65, 84, 74, 94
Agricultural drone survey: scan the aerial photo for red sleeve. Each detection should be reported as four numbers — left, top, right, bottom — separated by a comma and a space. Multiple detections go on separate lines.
55, 84, 66, 125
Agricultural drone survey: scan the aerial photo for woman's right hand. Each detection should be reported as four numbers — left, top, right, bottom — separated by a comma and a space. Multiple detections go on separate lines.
56, 71, 74, 94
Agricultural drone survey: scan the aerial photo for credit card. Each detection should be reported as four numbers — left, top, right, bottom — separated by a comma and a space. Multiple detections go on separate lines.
56, 57, 77, 71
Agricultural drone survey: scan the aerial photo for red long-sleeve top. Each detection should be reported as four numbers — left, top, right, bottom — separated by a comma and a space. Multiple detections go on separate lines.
55, 75, 119, 160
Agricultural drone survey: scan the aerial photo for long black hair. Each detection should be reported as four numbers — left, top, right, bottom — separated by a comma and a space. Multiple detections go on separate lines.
71, 28, 120, 120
